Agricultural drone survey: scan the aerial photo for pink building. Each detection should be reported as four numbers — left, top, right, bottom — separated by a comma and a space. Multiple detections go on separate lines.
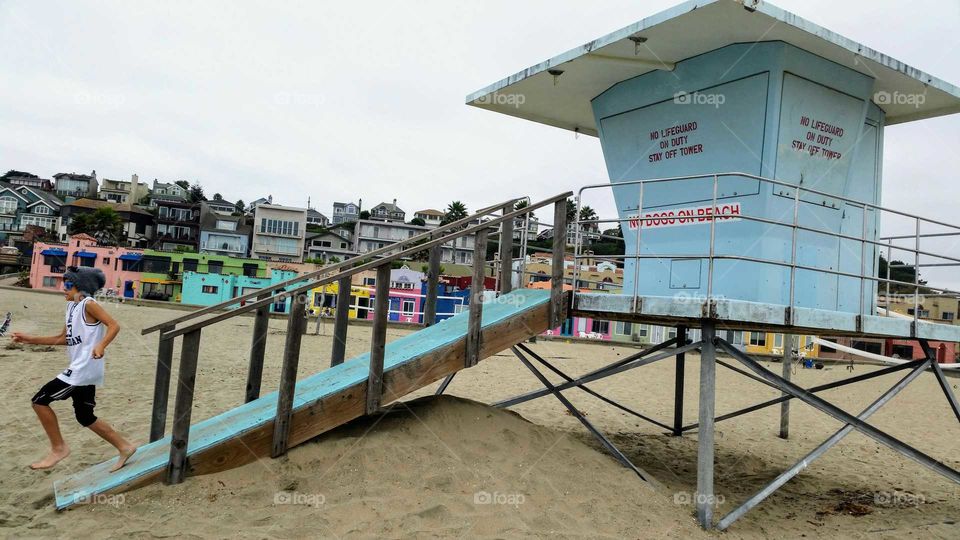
361, 266, 425, 324
30, 234, 145, 297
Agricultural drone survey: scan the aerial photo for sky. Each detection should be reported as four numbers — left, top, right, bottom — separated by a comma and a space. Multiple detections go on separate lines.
1, 0, 959, 282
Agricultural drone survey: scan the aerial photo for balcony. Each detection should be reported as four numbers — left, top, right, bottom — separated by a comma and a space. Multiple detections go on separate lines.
253, 242, 300, 256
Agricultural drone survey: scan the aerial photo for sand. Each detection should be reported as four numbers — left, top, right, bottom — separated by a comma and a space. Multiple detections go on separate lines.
1, 286, 959, 538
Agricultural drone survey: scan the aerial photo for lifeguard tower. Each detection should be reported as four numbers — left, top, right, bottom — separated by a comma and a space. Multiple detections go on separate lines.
469, 0, 960, 529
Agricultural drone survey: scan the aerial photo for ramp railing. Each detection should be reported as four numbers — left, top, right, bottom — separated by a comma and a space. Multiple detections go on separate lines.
142, 191, 571, 484
571, 172, 960, 328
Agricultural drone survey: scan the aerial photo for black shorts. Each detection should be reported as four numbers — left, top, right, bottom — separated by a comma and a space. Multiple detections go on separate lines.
31, 378, 98, 427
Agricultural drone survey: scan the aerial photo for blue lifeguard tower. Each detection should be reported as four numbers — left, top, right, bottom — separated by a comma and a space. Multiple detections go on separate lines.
469, 0, 960, 530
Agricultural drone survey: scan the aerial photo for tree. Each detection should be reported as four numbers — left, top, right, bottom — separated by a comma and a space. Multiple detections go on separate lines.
359, 210, 371, 220
68, 207, 124, 245
2, 170, 37, 179
578, 205, 597, 223
174, 180, 190, 190
234, 199, 246, 214
409, 217, 426, 226
212, 193, 223, 201
188, 182, 206, 203
514, 200, 529, 211
565, 198, 577, 224
441, 201, 468, 226
878, 254, 927, 294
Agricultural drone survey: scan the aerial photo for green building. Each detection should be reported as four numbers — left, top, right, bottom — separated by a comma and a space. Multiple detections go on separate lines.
139, 249, 268, 302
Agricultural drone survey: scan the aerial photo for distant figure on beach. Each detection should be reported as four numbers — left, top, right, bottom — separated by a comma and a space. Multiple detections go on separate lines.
13, 266, 137, 472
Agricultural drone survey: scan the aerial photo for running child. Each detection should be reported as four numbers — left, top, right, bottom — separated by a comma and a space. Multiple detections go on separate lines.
13, 266, 137, 471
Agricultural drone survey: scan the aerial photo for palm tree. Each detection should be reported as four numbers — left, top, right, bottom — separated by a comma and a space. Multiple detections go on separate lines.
69, 207, 124, 245
440, 201, 468, 225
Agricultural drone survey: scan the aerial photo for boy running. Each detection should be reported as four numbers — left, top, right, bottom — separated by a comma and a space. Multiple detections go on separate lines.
13, 266, 137, 471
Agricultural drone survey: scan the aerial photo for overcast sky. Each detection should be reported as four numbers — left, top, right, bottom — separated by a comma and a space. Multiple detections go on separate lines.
2, 0, 959, 281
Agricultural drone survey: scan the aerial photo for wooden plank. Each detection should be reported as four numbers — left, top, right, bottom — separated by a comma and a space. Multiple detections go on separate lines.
466, 228, 488, 367
245, 295, 271, 403
499, 204, 514, 294
696, 322, 717, 528
165, 328, 201, 485
779, 334, 795, 439
271, 296, 307, 457
423, 244, 442, 326
331, 276, 352, 366
550, 199, 567, 328
149, 328, 175, 442
366, 264, 391, 414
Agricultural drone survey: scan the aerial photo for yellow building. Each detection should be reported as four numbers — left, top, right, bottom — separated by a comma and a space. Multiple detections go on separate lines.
737, 331, 820, 358
308, 281, 370, 319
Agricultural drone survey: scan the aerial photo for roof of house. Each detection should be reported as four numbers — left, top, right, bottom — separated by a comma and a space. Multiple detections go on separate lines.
200, 209, 250, 233
66, 198, 153, 216
372, 201, 404, 213
53, 172, 95, 181
7, 183, 64, 208
414, 209, 444, 217
307, 208, 328, 219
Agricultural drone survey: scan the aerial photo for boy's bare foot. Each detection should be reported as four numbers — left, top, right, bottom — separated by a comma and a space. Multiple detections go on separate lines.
109, 445, 137, 472
30, 447, 70, 470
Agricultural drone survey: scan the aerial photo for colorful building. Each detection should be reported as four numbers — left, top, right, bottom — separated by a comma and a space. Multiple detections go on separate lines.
29, 234, 144, 297
140, 250, 268, 302
181, 268, 303, 313
308, 281, 370, 319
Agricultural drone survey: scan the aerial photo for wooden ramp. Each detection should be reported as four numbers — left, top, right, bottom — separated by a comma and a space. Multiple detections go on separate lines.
54, 288, 553, 509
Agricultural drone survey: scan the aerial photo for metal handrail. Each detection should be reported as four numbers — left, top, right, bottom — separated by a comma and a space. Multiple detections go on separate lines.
573, 172, 960, 327
160, 192, 572, 339
142, 196, 527, 335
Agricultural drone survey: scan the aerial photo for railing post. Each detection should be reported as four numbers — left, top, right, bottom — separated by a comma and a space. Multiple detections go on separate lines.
423, 244, 441, 326
549, 199, 567, 328
331, 276, 352, 366
149, 326, 175, 442
271, 293, 307, 458
366, 264, 391, 414
914, 217, 921, 330
165, 328, 201, 485
779, 334, 795, 439
245, 294, 270, 403
499, 204, 514, 295
466, 228, 489, 367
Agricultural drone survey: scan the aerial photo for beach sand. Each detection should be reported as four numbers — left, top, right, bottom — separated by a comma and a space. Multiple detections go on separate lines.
1, 287, 959, 538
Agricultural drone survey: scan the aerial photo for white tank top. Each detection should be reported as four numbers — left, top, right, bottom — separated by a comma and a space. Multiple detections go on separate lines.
57, 296, 106, 387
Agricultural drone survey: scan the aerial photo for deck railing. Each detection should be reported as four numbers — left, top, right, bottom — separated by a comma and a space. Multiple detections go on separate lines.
571, 172, 960, 329
143, 191, 571, 484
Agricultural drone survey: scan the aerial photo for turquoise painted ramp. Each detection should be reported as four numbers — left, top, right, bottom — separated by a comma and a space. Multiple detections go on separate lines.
54, 289, 550, 510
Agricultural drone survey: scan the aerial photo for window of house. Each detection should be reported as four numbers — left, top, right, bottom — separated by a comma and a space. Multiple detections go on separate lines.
42, 276, 59, 287
891, 344, 915, 359
638, 325, 650, 337
208, 260, 223, 274
942, 312, 955, 321
34, 205, 51, 215
749, 333, 766, 347
121, 258, 142, 271
614, 321, 632, 335
142, 256, 171, 273
243, 263, 258, 278
774, 334, 783, 348
182, 258, 198, 272
401, 300, 415, 315
363, 277, 376, 286
590, 320, 609, 334
216, 220, 237, 231
727, 330, 745, 345
78, 256, 95, 268
103, 257, 110, 265
0, 196, 17, 214
202, 285, 218, 294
